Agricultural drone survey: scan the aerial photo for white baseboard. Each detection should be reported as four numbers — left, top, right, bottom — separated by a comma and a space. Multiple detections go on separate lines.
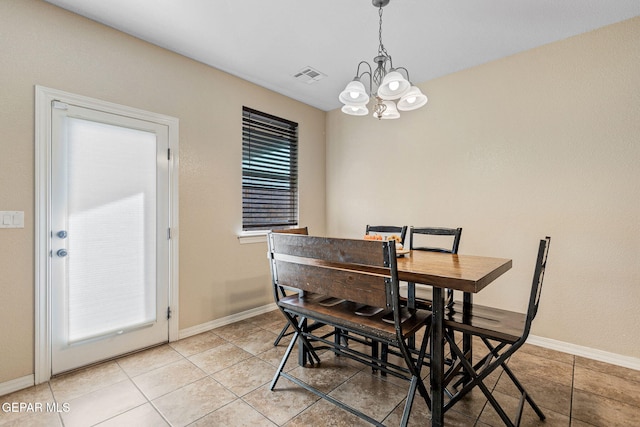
0, 375, 34, 397
178, 303, 278, 340
527, 335, 640, 371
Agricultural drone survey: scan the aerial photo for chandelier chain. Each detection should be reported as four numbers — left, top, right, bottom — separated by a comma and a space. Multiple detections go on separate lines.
378, 6, 389, 58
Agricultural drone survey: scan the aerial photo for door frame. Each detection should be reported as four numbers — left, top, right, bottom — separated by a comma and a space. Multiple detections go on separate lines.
34, 86, 180, 384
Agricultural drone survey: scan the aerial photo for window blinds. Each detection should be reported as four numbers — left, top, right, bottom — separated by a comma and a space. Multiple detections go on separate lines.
242, 107, 298, 231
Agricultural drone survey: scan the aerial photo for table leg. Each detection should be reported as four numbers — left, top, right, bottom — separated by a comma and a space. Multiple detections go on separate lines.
298, 318, 308, 366
407, 282, 416, 349
407, 282, 416, 310
462, 292, 473, 369
430, 287, 444, 427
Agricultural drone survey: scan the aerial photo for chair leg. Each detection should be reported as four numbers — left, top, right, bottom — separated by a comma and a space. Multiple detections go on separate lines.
443, 334, 507, 413
480, 380, 515, 427
482, 338, 546, 422
399, 329, 432, 409
273, 322, 290, 346
501, 362, 546, 422
444, 334, 545, 427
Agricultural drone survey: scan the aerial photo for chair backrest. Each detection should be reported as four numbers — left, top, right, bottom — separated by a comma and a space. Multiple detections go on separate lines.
365, 225, 408, 245
267, 233, 398, 310
409, 227, 462, 254
524, 236, 551, 334
272, 226, 309, 235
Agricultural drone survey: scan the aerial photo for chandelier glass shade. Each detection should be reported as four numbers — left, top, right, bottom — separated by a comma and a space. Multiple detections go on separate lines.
338, 81, 369, 105
341, 103, 369, 116
397, 86, 428, 111
338, 0, 427, 119
376, 100, 400, 119
377, 71, 411, 100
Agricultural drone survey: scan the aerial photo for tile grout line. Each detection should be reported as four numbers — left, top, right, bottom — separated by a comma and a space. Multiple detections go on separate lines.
115, 355, 175, 427
163, 328, 279, 425
47, 381, 67, 427
209, 323, 294, 426
568, 355, 575, 425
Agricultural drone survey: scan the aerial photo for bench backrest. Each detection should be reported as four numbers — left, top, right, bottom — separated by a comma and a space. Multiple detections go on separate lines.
267, 233, 398, 309
272, 226, 309, 235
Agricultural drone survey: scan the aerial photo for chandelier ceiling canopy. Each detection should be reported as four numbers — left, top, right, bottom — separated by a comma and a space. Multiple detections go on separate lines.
339, 0, 428, 120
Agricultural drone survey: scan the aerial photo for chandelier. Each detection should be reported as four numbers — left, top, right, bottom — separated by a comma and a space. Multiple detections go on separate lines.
338, 0, 428, 120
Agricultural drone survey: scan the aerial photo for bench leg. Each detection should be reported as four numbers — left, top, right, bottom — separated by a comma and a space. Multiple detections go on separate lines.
271, 315, 323, 390
270, 330, 298, 390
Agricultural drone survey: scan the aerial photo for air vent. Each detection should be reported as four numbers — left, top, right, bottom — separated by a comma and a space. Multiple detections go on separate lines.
293, 66, 326, 84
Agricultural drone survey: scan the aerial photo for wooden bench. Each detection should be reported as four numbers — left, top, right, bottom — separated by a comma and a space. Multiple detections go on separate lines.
267, 233, 431, 427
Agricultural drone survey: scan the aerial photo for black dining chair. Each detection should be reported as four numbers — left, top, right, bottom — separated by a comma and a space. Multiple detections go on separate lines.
404, 226, 463, 309
357, 225, 408, 317
271, 227, 309, 346
365, 224, 408, 246
358, 225, 408, 369
441, 236, 551, 426
382, 226, 462, 372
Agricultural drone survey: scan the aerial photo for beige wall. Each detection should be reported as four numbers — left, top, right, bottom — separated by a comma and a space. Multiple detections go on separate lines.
327, 17, 640, 359
0, 0, 326, 384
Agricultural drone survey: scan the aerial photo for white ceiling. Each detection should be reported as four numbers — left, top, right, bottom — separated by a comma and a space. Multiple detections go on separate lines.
45, 0, 639, 112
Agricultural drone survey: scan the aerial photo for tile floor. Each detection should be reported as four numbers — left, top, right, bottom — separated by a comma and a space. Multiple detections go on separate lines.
2, 310, 640, 426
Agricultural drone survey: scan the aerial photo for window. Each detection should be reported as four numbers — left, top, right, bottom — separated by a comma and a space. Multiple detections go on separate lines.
242, 107, 298, 231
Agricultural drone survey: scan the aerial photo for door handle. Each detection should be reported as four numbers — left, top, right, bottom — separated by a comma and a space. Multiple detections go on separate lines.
57, 230, 68, 239
56, 249, 68, 258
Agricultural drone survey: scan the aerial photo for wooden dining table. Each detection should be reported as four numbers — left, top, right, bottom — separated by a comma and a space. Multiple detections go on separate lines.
396, 250, 512, 427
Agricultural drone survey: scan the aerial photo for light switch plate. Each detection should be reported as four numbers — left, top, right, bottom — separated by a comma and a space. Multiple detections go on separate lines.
0, 211, 24, 228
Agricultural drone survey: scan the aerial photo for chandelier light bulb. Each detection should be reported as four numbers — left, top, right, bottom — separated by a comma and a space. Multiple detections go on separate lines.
339, 80, 369, 105
397, 85, 428, 111
377, 71, 410, 100
341, 103, 369, 116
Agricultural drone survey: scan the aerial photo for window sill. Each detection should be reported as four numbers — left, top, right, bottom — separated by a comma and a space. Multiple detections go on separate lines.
238, 231, 268, 244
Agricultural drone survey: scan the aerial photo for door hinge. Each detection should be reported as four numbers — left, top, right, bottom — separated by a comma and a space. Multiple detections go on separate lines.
168, 148, 171, 160
167, 227, 171, 240
167, 306, 172, 319
52, 100, 68, 110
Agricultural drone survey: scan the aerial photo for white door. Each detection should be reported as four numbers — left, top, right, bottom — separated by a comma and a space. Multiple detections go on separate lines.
50, 102, 170, 374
